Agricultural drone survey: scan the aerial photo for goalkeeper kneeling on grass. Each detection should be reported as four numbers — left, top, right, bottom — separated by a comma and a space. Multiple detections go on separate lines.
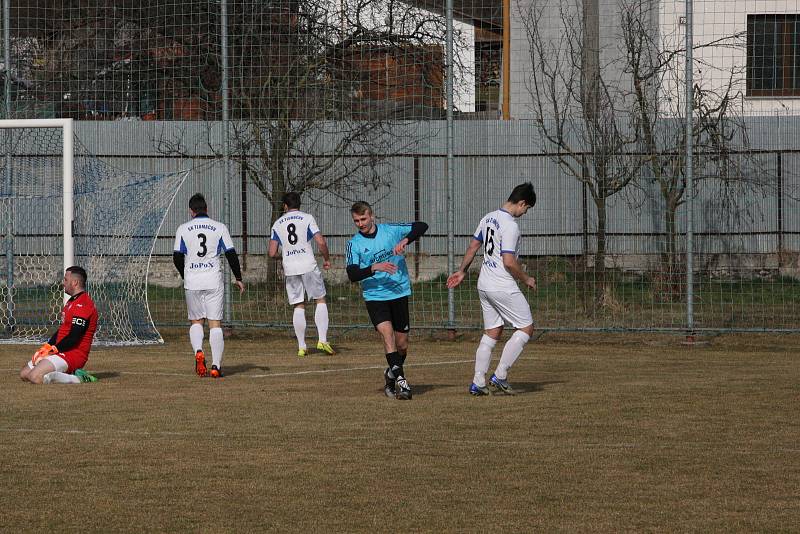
19, 266, 99, 385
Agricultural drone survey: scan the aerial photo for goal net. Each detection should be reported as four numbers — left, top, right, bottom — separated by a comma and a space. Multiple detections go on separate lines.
0, 119, 188, 345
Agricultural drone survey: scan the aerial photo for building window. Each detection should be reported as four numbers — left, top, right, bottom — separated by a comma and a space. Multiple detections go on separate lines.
747, 14, 800, 96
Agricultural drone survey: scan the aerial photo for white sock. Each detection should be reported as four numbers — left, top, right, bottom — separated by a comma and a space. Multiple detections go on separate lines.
293, 307, 307, 349
43, 371, 80, 384
473, 334, 497, 387
315, 303, 329, 344
189, 323, 204, 353
495, 330, 531, 380
210, 327, 224, 369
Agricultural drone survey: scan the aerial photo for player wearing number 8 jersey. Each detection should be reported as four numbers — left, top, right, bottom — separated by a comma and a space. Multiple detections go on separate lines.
173, 193, 245, 378
269, 192, 334, 357
447, 182, 537, 396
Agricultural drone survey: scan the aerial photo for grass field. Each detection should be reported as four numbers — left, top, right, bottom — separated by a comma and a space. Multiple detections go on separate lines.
2, 330, 799, 532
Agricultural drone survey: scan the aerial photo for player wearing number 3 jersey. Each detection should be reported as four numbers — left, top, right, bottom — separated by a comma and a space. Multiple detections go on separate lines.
173, 193, 245, 378
447, 182, 538, 396
269, 192, 334, 357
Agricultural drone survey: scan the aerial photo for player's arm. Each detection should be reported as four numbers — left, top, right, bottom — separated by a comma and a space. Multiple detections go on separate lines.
52, 316, 92, 352
345, 241, 396, 282
268, 228, 281, 258
446, 237, 483, 288
393, 222, 429, 255
173, 233, 186, 278
224, 250, 245, 293
219, 226, 245, 293
172, 251, 185, 278
502, 253, 536, 290
268, 239, 280, 258
312, 232, 331, 269
346, 261, 398, 281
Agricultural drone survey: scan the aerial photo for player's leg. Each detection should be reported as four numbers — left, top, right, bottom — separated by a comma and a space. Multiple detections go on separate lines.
206, 285, 225, 377
292, 304, 307, 356
471, 290, 503, 395
388, 298, 412, 400
20, 359, 35, 381
374, 321, 398, 353
286, 275, 308, 356
303, 268, 333, 354
313, 297, 334, 354
366, 299, 401, 397
20, 358, 57, 385
489, 291, 535, 395
186, 289, 208, 376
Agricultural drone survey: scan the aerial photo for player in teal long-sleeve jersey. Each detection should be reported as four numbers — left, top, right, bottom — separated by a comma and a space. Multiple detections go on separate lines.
346, 201, 428, 400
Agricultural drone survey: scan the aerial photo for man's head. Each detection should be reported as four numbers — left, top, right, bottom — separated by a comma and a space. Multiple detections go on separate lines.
189, 193, 208, 216
63, 266, 87, 296
282, 192, 302, 212
505, 182, 537, 217
350, 201, 376, 234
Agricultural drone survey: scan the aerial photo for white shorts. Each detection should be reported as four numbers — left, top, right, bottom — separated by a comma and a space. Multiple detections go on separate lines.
285, 267, 327, 305
28, 354, 68, 373
479, 289, 534, 330
186, 285, 224, 321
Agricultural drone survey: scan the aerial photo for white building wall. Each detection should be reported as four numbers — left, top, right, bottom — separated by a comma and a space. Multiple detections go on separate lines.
509, 0, 800, 117
661, 0, 800, 115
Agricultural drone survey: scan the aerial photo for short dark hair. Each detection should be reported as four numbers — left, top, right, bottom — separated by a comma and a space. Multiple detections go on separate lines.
189, 193, 207, 213
66, 265, 87, 287
282, 192, 301, 210
351, 201, 372, 215
508, 182, 536, 207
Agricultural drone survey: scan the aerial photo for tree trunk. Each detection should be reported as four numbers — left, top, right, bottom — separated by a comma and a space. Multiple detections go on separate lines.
593, 196, 608, 314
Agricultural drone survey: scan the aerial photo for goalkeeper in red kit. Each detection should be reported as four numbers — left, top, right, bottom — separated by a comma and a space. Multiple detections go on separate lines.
19, 266, 99, 385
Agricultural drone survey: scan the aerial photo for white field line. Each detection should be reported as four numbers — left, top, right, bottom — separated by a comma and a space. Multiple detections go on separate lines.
0, 358, 477, 379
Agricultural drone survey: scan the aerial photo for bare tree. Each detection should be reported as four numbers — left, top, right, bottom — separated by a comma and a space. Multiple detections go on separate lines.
620, 0, 774, 300
522, 0, 776, 311
520, 0, 641, 314
226, 0, 434, 223
153, 0, 461, 278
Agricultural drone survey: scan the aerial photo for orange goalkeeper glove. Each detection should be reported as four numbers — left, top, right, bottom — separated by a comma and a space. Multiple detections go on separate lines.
31, 343, 58, 365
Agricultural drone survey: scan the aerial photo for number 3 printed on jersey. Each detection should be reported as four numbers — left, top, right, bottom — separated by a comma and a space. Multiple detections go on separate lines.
197, 233, 208, 257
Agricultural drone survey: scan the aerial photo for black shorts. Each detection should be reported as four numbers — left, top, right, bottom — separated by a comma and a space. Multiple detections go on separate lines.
365, 297, 410, 333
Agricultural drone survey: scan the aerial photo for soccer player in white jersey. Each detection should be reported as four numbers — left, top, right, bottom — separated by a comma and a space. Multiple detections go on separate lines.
173, 193, 245, 378
447, 182, 537, 396
268, 192, 335, 357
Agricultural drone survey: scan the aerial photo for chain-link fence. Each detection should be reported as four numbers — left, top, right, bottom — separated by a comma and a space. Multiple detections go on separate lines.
2, 0, 799, 334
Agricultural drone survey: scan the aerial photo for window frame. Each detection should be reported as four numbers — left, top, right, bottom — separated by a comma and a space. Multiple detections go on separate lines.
747, 14, 800, 97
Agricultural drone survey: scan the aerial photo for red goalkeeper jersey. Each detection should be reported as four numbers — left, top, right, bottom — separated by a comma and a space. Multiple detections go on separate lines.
55, 291, 98, 373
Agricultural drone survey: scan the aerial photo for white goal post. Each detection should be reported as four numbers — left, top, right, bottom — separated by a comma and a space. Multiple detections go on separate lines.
0, 118, 188, 345
2, 119, 75, 288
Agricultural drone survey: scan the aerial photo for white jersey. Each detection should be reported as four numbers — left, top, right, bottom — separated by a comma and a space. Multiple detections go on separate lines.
473, 209, 522, 293
174, 215, 236, 290
270, 210, 321, 276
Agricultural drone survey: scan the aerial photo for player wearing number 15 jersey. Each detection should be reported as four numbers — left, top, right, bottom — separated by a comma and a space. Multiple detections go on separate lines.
446, 182, 538, 396
269, 192, 335, 357
173, 193, 245, 378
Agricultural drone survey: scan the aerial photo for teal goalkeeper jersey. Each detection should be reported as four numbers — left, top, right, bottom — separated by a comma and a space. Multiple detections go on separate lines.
346, 223, 413, 301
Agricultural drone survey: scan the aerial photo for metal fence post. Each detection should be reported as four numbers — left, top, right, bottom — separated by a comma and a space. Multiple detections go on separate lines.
446, 0, 455, 332
685, 0, 695, 335
221, 0, 232, 324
